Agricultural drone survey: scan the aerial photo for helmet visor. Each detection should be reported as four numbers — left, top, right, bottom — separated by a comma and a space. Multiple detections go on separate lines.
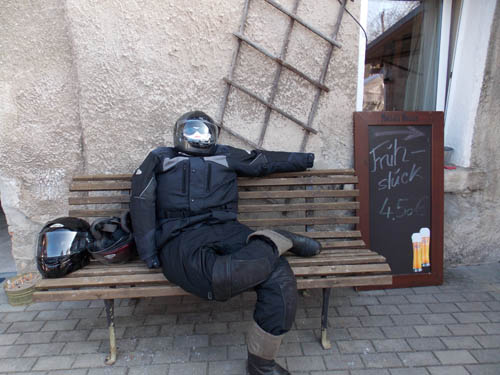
182, 120, 213, 144
40, 231, 78, 257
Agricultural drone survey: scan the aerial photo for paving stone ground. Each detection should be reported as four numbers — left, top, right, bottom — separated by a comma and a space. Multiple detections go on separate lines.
0, 262, 499, 375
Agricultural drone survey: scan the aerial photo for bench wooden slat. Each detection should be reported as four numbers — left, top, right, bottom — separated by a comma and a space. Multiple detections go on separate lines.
36, 274, 171, 289
33, 285, 187, 302
73, 174, 132, 181
314, 249, 377, 256
69, 209, 127, 218
85, 260, 144, 268
293, 263, 390, 276
239, 216, 359, 226
303, 248, 375, 255
297, 275, 392, 289
70, 182, 131, 191
238, 189, 359, 199
68, 267, 161, 277
70, 170, 356, 182
288, 255, 387, 266
297, 231, 362, 239
265, 169, 355, 177
238, 202, 359, 212
288, 253, 380, 262
238, 176, 358, 187
322, 240, 365, 248
70, 174, 358, 192
69, 196, 131, 205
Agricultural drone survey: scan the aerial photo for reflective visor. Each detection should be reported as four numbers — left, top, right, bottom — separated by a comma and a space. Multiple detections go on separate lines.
183, 120, 210, 135
40, 231, 78, 257
182, 120, 212, 142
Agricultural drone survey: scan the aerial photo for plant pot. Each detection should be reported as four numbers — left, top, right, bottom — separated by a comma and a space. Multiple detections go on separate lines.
2, 273, 41, 306
444, 146, 454, 165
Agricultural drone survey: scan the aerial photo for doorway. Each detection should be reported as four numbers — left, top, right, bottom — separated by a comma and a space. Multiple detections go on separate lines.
0, 201, 16, 281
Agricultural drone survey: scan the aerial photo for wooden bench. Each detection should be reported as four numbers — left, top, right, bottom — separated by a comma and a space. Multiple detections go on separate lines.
33, 169, 392, 364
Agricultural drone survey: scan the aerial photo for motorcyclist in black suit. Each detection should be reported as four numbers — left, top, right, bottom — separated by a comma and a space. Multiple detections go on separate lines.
130, 111, 321, 375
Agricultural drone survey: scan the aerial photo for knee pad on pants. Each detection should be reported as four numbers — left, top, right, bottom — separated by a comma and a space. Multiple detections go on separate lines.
254, 258, 297, 335
211, 254, 272, 301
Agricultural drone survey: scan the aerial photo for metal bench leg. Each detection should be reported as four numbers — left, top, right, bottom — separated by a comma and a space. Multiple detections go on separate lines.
104, 299, 117, 365
321, 288, 332, 349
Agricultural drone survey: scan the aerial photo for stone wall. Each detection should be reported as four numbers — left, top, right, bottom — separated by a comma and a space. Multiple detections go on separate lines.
0, 1, 83, 271
3, 0, 498, 273
0, 0, 360, 272
443, 1, 500, 266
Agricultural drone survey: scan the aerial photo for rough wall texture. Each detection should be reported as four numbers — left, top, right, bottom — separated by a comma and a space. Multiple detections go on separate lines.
0, 1, 83, 270
444, 1, 500, 266
0, 0, 360, 272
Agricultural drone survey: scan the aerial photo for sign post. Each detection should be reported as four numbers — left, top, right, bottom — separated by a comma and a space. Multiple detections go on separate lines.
354, 112, 444, 288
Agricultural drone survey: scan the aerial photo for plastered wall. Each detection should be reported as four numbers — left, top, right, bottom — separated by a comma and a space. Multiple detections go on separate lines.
0, 0, 360, 271
443, 2, 500, 266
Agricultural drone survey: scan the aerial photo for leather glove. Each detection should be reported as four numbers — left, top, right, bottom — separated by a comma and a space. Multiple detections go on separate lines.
145, 254, 160, 269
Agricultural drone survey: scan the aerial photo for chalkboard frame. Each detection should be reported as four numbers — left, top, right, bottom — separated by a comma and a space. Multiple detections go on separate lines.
354, 111, 444, 288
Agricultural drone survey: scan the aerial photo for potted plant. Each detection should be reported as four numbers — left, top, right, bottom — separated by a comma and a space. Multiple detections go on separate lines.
2, 272, 41, 306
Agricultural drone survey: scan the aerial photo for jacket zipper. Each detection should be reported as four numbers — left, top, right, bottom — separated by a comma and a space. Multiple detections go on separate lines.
182, 164, 187, 193
206, 163, 212, 192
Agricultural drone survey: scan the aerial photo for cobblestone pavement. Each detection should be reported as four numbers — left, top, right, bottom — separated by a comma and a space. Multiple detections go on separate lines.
0, 262, 499, 375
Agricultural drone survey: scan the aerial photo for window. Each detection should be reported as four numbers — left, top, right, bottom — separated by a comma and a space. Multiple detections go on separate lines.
363, 0, 444, 111
359, 0, 497, 167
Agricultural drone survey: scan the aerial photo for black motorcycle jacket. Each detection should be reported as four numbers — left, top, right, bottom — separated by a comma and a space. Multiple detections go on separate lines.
130, 144, 314, 262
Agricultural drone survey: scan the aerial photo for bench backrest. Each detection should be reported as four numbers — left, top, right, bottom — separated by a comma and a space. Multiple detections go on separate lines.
68, 169, 364, 250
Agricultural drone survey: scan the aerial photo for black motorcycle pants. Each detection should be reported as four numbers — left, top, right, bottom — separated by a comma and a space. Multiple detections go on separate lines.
159, 220, 297, 335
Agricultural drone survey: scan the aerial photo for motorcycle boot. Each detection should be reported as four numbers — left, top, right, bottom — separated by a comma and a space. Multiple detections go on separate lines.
275, 230, 321, 257
247, 321, 290, 375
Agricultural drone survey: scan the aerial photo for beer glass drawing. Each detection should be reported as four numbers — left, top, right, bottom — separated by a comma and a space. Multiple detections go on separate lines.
411, 233, 422, 272
420, 227, 430, 268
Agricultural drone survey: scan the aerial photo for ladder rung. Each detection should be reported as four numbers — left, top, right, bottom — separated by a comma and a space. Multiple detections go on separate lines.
224, 78, 317, 134
234, 32, 329, 92
264, 0, 342, 49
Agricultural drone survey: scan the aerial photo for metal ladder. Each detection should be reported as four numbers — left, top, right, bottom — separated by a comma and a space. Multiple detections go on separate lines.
218, 0, 348, 151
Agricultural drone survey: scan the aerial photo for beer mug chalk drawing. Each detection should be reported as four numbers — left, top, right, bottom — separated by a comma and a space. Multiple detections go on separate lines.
411, 228, 431, 273
420, 228, 430, 267
411, 233, 422, 273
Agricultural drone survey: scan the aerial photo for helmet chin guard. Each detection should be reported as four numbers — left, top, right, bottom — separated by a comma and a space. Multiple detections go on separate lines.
174, 111, 219, 156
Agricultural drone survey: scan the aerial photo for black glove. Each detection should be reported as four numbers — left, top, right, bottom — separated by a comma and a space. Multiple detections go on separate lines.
145, 254, 160, 269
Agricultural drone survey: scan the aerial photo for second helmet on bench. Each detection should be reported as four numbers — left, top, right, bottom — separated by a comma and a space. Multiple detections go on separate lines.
88, 211, 137, 265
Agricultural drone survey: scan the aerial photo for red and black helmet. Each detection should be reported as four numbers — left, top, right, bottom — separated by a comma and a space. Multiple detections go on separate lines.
88, 211, 136, 265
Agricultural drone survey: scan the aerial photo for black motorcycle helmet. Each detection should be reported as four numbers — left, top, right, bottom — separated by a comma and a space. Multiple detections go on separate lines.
88, 211, 136, 265
36, 217, 91, 278
173, 111, 219, 156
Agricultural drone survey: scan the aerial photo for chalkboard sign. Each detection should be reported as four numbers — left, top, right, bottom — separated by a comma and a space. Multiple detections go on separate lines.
354, 112, 444, 288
